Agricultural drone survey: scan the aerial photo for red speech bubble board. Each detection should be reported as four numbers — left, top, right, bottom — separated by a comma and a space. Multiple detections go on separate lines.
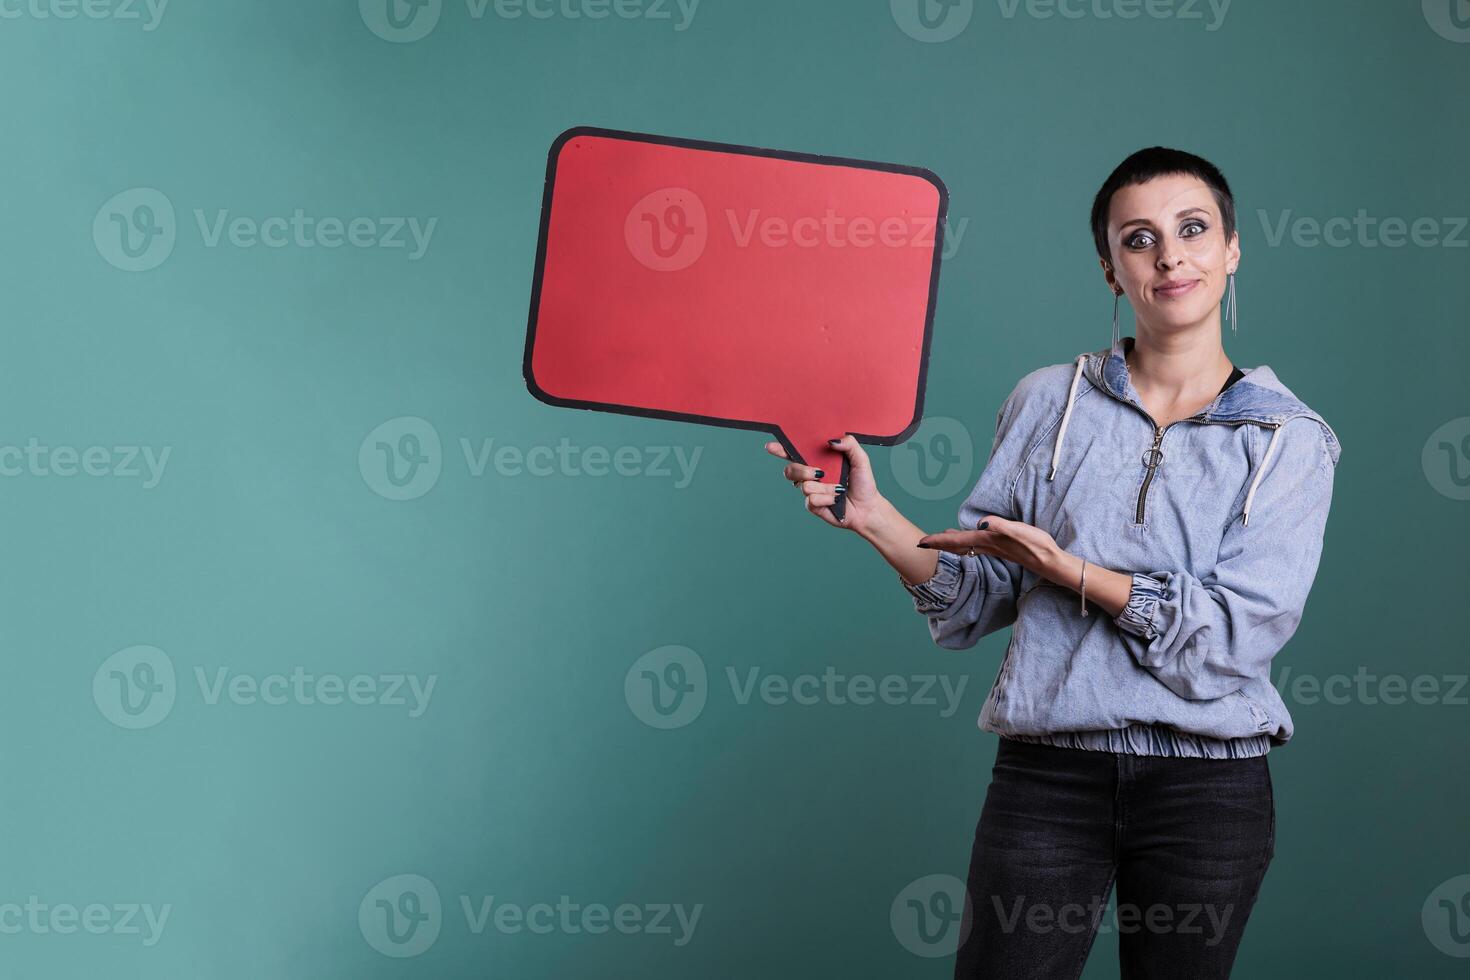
524, 127, 947, 514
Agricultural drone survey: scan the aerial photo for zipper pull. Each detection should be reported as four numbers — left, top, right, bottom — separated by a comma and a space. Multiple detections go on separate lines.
1142, 425, 1164, 468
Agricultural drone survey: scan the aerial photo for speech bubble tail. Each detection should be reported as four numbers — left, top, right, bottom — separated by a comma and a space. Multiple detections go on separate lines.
779, 426, 852, 519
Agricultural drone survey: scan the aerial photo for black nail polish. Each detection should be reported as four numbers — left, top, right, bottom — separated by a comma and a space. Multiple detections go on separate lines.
828, 438, 843, 446
814, 469, 824, 478
917, 542, 932, 549
979, 521, 989, 530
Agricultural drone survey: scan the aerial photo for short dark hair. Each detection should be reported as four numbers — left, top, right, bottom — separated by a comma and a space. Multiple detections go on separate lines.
1090, 147, 1236, 265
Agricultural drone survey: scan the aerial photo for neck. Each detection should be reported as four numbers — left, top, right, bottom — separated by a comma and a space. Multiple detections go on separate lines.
1124, 321, 1234, 404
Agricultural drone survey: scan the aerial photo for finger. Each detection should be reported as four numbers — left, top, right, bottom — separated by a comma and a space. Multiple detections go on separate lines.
827, 433, 873, 478
918, 529, 991, 553
764, 440, 789, 460
918, 528, 985, 546
918, 519, 997, 546
783, 462, 827, 483
800, 479, 844, 495
804, 496, 841, 524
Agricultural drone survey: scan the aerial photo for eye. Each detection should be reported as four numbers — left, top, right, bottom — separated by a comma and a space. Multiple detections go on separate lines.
1181, 218, 1208, 238
1124, 229, 1156, 250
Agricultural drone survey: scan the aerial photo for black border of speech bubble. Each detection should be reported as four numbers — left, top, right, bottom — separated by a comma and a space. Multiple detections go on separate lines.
522, 124, 949, 469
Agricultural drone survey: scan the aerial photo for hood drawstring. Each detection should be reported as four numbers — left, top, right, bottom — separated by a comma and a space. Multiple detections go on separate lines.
1048, 351, 1281, 527
1047, 354, 1088, 481
1241, 425, 1281, 527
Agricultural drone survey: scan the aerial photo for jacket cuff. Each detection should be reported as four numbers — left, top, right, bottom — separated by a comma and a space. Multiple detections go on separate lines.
1114, 572, 1168, 640
901, 551, 965, 614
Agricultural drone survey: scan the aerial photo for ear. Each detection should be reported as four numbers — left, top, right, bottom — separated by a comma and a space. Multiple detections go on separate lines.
1225, 228, 1241, 275
1099, 256, 1121, 296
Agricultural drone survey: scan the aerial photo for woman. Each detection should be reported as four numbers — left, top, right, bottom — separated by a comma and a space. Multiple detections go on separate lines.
765, 147, 1340, 978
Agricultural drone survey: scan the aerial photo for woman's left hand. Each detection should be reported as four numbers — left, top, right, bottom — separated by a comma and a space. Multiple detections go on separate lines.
918, 515, 1064, 581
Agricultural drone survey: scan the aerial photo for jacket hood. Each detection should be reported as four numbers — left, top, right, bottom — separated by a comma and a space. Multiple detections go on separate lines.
1081, 334, 1341, 465
1047, 334, 1341, 528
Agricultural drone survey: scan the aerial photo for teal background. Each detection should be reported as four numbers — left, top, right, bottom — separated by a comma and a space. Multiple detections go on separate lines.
1, 0, 1467, 976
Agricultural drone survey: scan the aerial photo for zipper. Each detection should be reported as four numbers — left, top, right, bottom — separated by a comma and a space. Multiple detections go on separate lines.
1135, 423, 1170, 524
1130, 414, 1283, 525
1087, 355, 1296, 524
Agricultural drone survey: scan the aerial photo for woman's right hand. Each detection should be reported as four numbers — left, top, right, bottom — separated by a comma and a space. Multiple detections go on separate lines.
764, 433, 887, 533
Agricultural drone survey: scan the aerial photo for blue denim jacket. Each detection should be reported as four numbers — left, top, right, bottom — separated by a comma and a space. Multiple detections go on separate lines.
903, 334, 1341, 758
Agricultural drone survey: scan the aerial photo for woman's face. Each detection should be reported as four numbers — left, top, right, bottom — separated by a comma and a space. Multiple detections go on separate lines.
1100, 173, 1240, 336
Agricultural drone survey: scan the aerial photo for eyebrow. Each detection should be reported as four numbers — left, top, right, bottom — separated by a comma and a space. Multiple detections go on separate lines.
1117, 207, 1210, 231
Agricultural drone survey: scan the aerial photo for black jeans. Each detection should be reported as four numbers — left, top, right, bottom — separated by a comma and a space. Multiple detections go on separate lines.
953, 737, 1275, 979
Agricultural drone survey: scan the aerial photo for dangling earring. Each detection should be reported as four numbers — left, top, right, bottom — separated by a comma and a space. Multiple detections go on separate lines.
1224, 271, 1238, 334
1111, 290, 1121, 350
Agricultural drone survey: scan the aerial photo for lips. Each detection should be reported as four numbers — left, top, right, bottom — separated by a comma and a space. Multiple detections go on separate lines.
1154, 279, 1199, 298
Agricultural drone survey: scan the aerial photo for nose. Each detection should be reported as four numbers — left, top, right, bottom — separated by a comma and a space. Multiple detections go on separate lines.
1155, 245, 1185, 270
